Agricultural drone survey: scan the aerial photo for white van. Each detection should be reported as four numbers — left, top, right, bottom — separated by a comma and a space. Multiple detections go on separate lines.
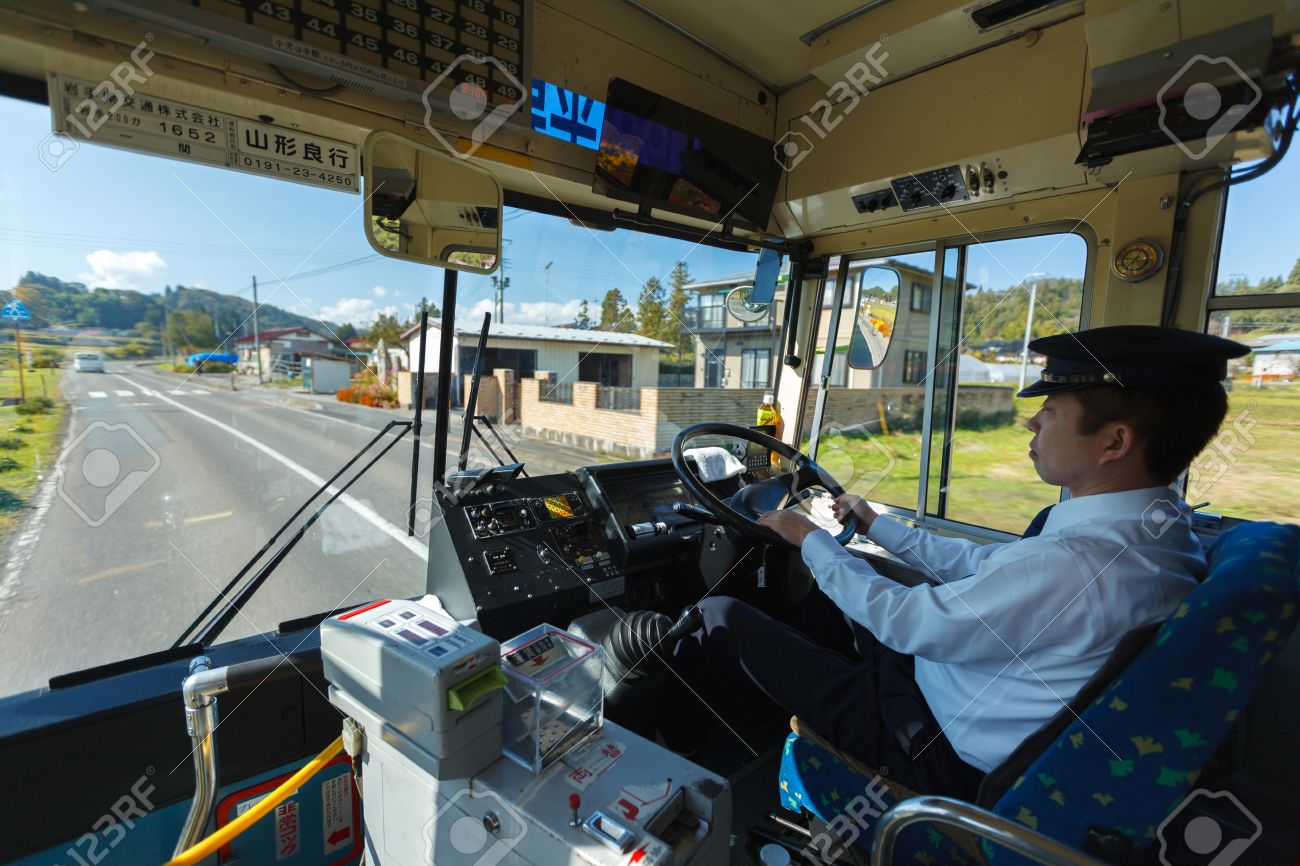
73, 352, 105, 373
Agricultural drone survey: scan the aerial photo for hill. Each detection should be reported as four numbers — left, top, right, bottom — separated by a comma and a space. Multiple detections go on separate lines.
9, 272, 339, 339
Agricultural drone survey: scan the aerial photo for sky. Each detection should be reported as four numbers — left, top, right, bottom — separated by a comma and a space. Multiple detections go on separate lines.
2, 94, 1296, 331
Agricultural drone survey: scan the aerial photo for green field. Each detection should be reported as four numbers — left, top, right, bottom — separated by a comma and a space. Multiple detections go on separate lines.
811, 382, 1300, 531
0, 367, 67, 538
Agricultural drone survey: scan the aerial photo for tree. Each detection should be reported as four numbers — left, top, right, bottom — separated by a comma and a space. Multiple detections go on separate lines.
635, 276, 668, 342
599, 289, 632, 331
367, 311, 405, 345
335, 323, 358, 342
666, 261, 692, 357
413, 296, 441, 322
575, 299, 592, 330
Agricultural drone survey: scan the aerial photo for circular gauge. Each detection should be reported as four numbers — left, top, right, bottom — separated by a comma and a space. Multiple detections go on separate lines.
1113, 239, 1165, 283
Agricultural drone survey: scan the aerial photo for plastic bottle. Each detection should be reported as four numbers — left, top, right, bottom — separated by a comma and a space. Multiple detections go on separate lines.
757, 393, 784, 469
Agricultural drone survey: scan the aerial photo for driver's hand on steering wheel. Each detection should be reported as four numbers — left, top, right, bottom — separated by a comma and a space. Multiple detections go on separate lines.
757, 510, 820, 547
832, 494, 878, 532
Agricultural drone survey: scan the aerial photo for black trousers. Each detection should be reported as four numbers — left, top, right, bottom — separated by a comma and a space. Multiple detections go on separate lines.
659, 585, 986, 800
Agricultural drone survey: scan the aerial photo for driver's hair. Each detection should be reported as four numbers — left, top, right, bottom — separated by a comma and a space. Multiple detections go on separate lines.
1071, 383, 1229, 484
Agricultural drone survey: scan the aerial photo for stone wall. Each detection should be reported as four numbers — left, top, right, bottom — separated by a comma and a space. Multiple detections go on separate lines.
516, 374, 1015, 459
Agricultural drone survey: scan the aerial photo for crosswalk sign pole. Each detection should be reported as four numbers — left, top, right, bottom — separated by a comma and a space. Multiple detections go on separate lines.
13, 317, 24, 403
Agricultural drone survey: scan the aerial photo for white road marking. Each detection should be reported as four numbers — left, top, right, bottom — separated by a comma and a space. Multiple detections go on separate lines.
114, 390, 134, 397
111, 374, 427, 562
88, 391, 107, 399
191, 389, 210, 395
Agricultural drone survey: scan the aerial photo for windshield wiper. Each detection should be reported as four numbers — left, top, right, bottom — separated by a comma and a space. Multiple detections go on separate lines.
172, 418, 413, 648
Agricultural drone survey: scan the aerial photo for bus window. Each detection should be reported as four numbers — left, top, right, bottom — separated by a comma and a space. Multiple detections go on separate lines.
940, 233, 1088, 533
808, 249, 937, 514
1200, 138, 1300, 525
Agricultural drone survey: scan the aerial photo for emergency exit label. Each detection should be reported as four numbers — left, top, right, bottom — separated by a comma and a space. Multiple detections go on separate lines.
321, 773, 355, 854
48, 74, 358, 193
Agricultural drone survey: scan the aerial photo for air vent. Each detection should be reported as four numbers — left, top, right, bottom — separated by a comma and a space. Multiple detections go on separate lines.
970, 0, 1067, 30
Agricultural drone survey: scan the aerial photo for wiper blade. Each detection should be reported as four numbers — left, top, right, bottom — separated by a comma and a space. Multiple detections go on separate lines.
172, 418, 413, 648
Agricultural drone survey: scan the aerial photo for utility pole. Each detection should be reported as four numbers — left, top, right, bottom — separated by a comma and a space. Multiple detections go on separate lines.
13, 318, 25, 403
1018, 280, 1039, 392
543, 261, 553, 324
252, 275, 263, 384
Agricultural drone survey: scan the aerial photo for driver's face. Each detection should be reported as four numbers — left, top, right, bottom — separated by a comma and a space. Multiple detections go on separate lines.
1025, 393, 1092, 488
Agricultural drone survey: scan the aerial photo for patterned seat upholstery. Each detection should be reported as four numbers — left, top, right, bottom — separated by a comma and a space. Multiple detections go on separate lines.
777, 521, 1300, 865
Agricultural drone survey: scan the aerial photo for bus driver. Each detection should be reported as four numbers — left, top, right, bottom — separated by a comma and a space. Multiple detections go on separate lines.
660, 325, 1251, 799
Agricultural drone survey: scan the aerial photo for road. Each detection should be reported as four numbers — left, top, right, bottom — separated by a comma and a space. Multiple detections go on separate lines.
0, 363, 600, 697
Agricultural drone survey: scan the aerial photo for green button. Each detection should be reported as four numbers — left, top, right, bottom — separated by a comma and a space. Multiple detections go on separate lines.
447, 666, 507, 712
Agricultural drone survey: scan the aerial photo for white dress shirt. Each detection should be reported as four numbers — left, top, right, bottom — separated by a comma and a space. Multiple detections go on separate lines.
800, 485, 1205, 772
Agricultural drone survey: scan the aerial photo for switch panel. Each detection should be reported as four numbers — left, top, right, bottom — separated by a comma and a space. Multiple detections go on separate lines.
890, 166, 970, 212
850, 187, 897, 215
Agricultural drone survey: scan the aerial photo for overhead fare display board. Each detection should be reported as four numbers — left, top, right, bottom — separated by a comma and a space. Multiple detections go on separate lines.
91, 0, 528, 113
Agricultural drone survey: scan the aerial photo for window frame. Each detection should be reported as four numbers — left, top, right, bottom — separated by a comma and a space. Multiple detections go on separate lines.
1193, 184, 1300, 534
805, 223, 1096, 544
740, 347, 772, 388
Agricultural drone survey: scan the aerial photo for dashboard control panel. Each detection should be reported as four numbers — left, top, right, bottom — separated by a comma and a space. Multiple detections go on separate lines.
466, 493, 587, 539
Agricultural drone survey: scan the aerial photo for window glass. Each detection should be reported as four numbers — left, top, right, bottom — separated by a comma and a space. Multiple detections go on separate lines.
941, 233, 1088, 533
1214, 143, 1300, 296
810, 251, 933, 513
0, 94, 757, 695
1204, 142, 1300, 524
1201, 310, 1300, 524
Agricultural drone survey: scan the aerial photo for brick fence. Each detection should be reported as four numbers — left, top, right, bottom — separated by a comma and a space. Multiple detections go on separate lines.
517, 373, 1015, 459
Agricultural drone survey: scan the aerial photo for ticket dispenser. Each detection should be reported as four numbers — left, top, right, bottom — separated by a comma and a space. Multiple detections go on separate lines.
323, 600, 731, 866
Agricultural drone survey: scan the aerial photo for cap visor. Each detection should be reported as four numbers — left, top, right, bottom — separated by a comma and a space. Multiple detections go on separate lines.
1016, 379, 1072, 398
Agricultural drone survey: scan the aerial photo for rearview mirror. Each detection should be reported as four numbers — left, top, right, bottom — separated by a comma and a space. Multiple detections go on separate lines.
362, 130, 502, 274
847, 266, 899, 369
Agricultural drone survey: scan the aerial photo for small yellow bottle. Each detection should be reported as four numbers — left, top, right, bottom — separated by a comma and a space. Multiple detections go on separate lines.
757, 393, 784, 469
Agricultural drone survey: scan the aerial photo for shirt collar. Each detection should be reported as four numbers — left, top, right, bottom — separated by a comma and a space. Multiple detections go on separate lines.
1040, 484, 1185, 536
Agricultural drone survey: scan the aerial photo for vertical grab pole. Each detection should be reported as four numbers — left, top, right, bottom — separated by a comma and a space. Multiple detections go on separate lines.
407, 309, 430, 535
432, 269, 458, 494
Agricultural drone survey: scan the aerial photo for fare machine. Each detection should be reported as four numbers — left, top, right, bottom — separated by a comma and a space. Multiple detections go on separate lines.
321, 597, 731, 866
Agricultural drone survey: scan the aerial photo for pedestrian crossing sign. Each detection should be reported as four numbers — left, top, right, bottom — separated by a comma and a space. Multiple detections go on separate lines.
1, 299, 31, 320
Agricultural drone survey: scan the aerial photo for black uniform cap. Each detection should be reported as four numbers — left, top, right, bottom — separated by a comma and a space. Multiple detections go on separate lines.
1016, 325, 1251, 398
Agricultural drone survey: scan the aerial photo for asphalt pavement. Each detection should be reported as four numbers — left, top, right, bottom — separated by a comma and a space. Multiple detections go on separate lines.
0, 363, 598, 697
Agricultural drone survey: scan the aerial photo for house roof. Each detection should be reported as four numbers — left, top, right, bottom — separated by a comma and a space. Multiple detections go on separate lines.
683, 257, 936, 292
401, 320, 671, 348
1255, 339, 1300, 353
232, 326, 327, 344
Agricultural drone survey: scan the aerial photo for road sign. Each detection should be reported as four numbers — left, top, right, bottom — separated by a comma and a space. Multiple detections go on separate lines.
1, 300, 31, 320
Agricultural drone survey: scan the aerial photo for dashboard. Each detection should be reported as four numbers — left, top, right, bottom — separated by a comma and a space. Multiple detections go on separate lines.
425, 460, 722, 639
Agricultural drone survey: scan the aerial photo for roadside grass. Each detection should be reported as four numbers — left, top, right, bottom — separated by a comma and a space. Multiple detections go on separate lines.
0, 367, 66, 539
809, 382, 1300, 531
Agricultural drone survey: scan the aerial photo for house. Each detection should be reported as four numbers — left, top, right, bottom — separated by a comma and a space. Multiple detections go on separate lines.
683, 257, 940, 389
231, 326, 346, 377
401, 320, 671, 407
959, 354, 1044, 385
1252, 337, 1300, 382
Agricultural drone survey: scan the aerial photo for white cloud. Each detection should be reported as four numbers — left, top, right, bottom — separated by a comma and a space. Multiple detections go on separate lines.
460, 298, 584, 326
370, 286, 388, 298
77, 250, 167, 290
319, 297, 398, 326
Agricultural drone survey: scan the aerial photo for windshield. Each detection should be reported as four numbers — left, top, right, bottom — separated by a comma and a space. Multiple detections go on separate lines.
0, 94, 759, 696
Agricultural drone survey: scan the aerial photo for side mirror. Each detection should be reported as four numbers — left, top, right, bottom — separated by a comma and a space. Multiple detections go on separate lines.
847, 266, 899, 369
362, 130, 502, 274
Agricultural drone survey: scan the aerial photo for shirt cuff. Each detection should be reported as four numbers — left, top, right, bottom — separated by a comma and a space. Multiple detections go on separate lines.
866, 514, 912, 552
800, 528, 844, 571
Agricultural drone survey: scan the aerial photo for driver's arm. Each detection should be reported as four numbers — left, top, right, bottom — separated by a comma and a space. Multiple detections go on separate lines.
866, 516, 1010, 585
801, 529, 1087, 662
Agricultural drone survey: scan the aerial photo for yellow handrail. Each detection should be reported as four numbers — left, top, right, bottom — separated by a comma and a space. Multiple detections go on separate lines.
164, 734, 345, 866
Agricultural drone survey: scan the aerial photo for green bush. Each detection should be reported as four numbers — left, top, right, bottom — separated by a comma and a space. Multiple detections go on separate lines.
0, 457, 18, 472
168, 363, 197, 374
195, 361, 234, 374
9, 424, 32, 434
30, 348, 63, 368
15, 397, 55, 416
0, 488, 22, 510
0, 437, 23, 451
106, 343, 154, 359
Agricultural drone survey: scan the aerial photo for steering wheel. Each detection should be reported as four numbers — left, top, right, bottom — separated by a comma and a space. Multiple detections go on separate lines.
670, 422, 857, 548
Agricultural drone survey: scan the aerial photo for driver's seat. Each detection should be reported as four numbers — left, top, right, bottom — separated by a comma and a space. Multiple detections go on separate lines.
775, 520, 1300, 864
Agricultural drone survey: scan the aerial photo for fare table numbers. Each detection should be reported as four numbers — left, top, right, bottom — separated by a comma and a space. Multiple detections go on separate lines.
93, 0, 528, 112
